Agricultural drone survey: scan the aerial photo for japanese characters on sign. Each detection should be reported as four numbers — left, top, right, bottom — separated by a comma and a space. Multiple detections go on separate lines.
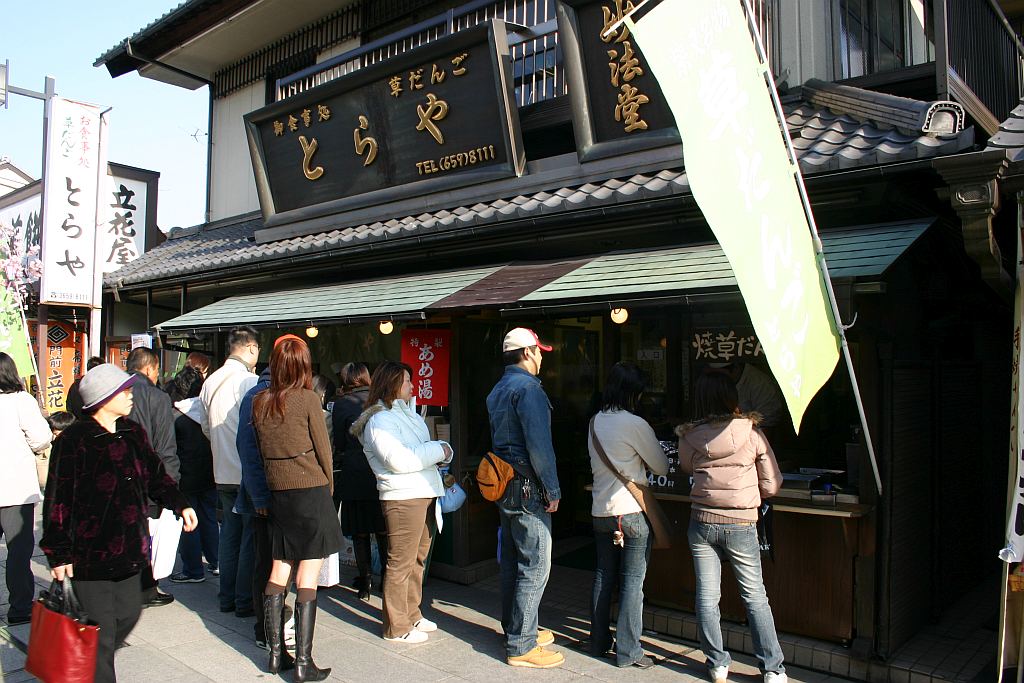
0, 194, 42, 257
246, 20, 524, 225
105, 339, 132, 371
98, 176, 148, 274
691, 329, 763, 362
400, 329, 451, 407
28, 320, 81, 412
39, 98, 109, 305
557, 0, 676, 160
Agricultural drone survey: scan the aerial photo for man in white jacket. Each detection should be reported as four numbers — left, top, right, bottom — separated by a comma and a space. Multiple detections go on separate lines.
198, 326, 260, 618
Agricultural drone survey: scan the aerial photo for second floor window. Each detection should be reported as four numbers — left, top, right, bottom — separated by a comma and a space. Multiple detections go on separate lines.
834, 0, 933, 79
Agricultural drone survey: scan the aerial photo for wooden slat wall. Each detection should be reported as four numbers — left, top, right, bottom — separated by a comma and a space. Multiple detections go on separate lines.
878, 362, 934, 658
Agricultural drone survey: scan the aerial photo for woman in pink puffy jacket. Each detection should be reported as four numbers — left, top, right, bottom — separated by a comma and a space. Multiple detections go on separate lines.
677, 370, 785, 683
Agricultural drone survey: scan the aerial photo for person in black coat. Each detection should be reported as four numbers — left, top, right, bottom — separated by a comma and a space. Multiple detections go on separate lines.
126, 347, 179, 607
65, 356, 104, 419
332, 362, 387, 600
166, 366, 220, 583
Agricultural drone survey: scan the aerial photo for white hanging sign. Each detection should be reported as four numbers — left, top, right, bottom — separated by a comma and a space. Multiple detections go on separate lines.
39, 97, 110, 305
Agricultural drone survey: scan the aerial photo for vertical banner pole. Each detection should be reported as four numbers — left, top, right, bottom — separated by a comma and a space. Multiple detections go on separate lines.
737, 0, 882, 494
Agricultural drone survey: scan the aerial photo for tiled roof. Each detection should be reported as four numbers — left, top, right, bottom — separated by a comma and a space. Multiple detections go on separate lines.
94, 0, 214, 68
107, 91, 974, 289
987, 96, 1024, 163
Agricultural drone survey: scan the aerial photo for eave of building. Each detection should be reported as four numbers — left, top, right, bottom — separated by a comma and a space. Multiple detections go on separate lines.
95, 0, 356, 87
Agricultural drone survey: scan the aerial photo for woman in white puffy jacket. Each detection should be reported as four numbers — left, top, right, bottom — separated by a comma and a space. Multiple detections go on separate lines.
0, 352, 53, 624
351, 361, 452, 644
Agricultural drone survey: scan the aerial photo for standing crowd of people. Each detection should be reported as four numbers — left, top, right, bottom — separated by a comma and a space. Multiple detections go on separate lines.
0, 324, 788, 683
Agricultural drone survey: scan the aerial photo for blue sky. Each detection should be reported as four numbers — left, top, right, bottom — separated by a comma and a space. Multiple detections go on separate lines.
1, 1, 209, 230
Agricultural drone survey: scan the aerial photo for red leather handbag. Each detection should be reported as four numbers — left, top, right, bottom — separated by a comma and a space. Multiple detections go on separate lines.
25, 579, 100, 683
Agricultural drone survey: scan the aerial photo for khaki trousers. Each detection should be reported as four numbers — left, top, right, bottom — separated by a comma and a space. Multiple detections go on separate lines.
381, 497, 435, 638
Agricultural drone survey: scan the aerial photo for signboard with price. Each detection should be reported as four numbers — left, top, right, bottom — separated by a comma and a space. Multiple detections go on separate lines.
400, 329, 451, 407
245, 20, 525, 230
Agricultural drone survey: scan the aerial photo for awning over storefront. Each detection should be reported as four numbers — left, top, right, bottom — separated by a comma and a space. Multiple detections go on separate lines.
156, 219, 932, 332
155, 266, 501, 332
512, 219, 933, 309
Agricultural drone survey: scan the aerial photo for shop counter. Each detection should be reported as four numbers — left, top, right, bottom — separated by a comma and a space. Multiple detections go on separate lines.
642, 493, 874, 644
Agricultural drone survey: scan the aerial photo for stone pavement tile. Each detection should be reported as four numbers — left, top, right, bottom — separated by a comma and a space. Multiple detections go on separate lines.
128, 607, 234, 649
1, 668, 36, 683
158, 629, 271, 681
312, 628, 453, 682
405, 634, 584, 683
0, 634, 27, 678
113, 642, 215, 683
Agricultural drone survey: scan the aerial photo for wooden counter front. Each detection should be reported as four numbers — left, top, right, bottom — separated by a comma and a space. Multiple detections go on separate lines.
643, 496, 873, 643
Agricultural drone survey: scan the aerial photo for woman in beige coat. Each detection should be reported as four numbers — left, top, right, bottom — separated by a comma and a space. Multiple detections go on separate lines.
677, 370, 785, 683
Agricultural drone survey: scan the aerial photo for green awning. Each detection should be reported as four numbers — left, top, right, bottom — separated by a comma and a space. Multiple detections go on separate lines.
155, 219, 931, 331
517, 219, 932, 305
156, 266, 501, 332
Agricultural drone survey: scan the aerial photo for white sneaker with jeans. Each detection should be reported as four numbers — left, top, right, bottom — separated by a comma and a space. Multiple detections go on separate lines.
764, 672, 788, 683
709, 664, 729, 682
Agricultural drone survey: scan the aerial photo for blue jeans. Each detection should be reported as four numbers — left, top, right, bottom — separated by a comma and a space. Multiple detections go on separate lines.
218, 488, 254, 612
498, 478, 552, 657
688, 519, 785, 675
178, 490, 219, 578
591, 512, 651, 667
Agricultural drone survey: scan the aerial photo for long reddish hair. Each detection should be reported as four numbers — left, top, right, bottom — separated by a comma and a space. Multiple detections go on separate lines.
252, 337, 312, 425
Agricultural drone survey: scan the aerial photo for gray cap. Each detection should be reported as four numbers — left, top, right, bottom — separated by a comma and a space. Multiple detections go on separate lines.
80, 364, 137, 411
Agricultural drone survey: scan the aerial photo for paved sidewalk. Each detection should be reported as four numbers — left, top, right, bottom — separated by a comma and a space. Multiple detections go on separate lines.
1, 532, 851, 683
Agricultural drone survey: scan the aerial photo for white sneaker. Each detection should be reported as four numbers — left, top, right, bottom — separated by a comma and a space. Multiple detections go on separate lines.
709, 665, 729, 683
384, 629, 429, 644
763, 672, 788, 683
413, 618, 437, 633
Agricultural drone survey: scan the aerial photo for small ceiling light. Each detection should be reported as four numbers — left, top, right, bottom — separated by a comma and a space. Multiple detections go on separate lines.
610, 308, 629, 324
379, 320, 394, 335
305, 325, 319, 338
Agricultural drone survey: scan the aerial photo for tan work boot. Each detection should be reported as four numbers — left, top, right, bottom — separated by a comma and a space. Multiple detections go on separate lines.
537, 629, 555, 647
508, 646, 565, 669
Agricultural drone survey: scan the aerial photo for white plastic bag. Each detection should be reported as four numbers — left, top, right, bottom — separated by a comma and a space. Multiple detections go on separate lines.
148, 508, 184, 580
317, 552, 340, 587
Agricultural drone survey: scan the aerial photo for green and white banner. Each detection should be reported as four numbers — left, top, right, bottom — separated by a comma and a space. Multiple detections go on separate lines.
0, 286, 35, 378
627, 0, 840, 431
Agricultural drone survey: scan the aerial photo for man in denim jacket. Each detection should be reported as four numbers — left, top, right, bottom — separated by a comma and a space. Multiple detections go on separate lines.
486, 327, 563, 669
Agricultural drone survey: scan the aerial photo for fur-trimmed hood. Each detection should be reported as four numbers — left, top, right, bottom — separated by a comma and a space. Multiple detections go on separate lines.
674, 411, 762, 437
350, 402, 386, 442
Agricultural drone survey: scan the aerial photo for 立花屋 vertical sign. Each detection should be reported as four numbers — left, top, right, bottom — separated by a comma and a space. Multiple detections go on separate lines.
39, 97, 110, 306
99, 177, 148, 274
626, 0, 840, 432
400, 329, 451, 407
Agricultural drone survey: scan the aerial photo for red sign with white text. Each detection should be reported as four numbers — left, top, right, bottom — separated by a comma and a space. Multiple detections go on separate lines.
400, 329, 451, 407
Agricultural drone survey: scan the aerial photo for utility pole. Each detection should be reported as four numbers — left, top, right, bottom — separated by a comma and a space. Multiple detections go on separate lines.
1, 60, 57, 406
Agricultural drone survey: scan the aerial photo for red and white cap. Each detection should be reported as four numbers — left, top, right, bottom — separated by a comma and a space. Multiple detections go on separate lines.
502, 327, 553, 352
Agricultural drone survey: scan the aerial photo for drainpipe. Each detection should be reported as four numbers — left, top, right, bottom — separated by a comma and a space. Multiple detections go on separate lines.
124, 40, 215, 224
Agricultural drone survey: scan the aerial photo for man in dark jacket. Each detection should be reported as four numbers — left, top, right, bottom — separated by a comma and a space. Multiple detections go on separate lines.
126, 346, 179, 607
66, 356, 104, 419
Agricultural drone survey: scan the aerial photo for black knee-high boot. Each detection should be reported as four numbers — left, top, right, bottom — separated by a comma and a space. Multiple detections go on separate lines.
294, 598, 330, 682
263, 593, 295, 673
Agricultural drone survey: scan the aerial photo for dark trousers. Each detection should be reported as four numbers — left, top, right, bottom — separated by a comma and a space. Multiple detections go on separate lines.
179, 489, 219, 577
75, 573, 142, 683
252, 514, 273, 641
0, 503, 36, 619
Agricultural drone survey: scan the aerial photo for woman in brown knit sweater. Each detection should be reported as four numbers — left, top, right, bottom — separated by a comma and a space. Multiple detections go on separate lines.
252, 337, 343, 682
